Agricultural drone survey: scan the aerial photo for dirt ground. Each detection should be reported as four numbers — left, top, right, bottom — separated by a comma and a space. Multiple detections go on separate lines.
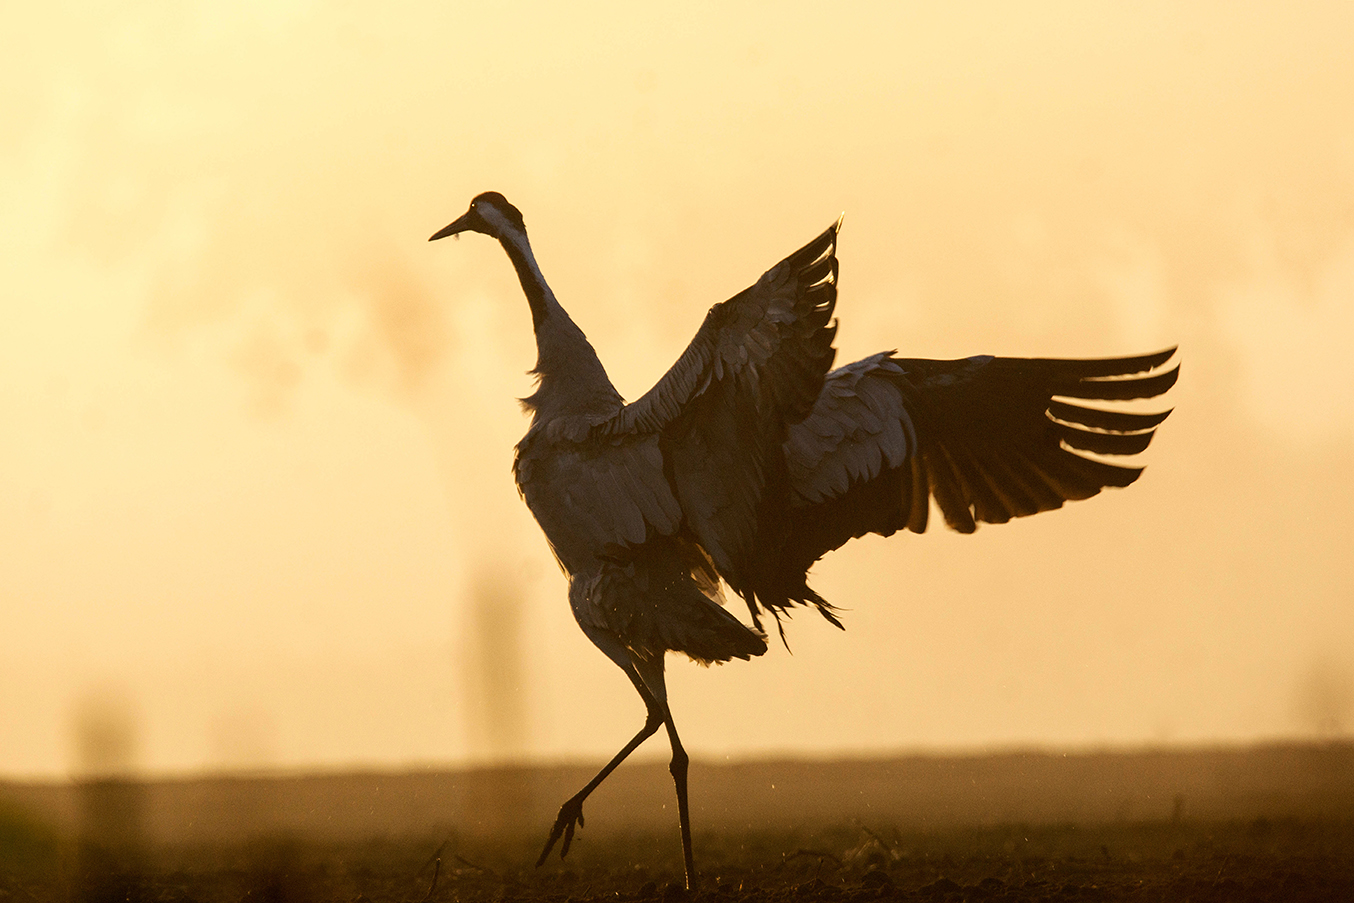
3, 746, 1353, 901
3, 817, 1353, 902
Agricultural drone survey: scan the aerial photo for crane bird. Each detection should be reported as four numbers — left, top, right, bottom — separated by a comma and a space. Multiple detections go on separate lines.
429, 192, 1177, 889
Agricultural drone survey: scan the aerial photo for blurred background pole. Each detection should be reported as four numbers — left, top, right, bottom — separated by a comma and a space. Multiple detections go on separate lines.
70, 685, 145, 903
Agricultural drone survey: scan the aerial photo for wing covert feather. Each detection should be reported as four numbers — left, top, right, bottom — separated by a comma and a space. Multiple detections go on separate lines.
594, 219, 843, 591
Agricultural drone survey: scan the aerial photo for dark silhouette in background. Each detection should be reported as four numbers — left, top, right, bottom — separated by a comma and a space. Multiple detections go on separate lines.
430, 192, 1177, 888
71, 690, 145, 903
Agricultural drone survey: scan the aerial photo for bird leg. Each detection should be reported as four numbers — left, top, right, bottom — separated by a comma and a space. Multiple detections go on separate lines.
538, 651, 697, 890
661, 706, 695, 890
536, 669, 664, 866
631, 655, 697, 891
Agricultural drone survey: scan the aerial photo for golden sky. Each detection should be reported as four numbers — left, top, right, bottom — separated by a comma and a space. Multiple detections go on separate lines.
2, 1, 1352, 779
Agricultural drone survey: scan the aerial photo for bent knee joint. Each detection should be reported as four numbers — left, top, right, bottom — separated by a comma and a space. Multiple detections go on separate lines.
668, 746, 689, 777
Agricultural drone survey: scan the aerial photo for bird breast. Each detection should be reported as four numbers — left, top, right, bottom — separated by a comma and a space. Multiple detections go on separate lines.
513, 429, 684, 575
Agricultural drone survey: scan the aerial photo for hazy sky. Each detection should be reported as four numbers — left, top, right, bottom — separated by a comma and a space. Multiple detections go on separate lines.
3, 1, 1353, 780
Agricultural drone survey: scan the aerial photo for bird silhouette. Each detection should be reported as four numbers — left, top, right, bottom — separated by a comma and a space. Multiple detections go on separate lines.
429, 192, 1177, 889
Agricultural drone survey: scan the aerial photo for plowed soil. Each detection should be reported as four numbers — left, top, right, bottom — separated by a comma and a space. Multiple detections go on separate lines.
7, 818, 1352, 903
3, 745, 1352, 902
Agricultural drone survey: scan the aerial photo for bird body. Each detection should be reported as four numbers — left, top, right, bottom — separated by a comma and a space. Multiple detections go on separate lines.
430, 192, 1177, 889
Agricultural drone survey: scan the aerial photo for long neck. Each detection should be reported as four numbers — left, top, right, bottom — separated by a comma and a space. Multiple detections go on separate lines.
497, 224, 555, 332
496, 226, 623, 420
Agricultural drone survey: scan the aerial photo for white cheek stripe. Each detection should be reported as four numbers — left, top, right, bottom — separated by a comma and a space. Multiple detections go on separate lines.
483, 204, 550, 293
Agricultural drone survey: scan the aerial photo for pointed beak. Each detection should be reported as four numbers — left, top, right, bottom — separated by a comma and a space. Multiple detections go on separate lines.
429, 210, 475, 241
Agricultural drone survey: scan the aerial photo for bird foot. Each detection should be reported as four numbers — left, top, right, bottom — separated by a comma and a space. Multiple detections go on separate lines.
536, 794, 586, 866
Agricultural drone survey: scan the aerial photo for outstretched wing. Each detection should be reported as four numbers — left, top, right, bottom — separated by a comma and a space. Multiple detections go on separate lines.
769, 347, 1178, 610
593, 219, 842, 594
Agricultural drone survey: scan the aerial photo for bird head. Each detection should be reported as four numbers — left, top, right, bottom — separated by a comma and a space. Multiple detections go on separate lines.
429, 191, 526, 241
